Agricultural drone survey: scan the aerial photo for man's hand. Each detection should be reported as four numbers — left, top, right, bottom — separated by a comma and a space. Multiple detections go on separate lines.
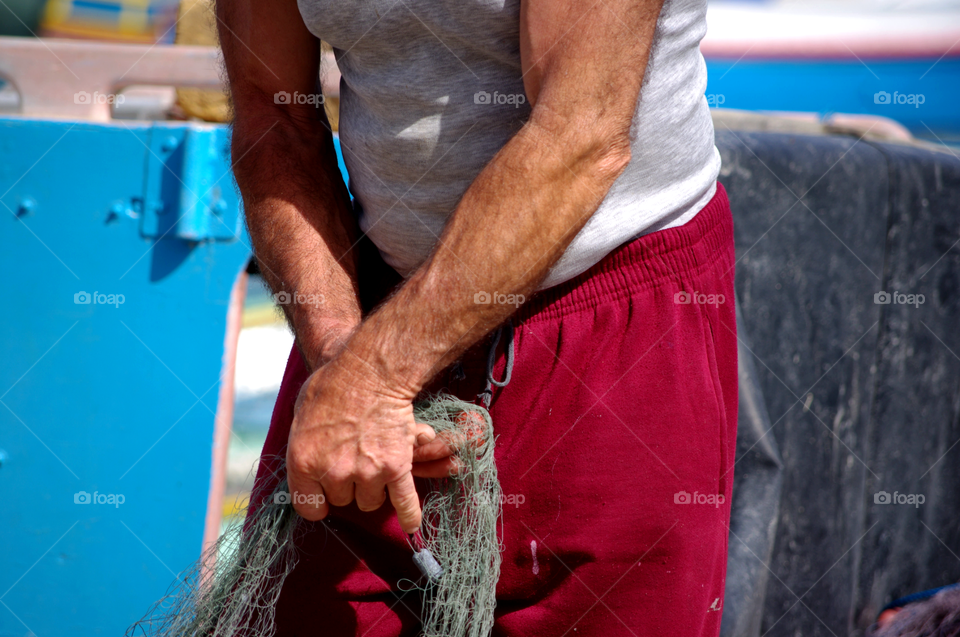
287, 354, 459, 532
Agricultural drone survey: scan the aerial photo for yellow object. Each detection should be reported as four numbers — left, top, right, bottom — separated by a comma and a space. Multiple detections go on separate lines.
173, 0, 340, 127
174, 0, 231, 122
241, 303, 285, 329
40, 0, 177, 43
320, 41, 339, 131
222, 491, 250, 518
324, 96, 340, 132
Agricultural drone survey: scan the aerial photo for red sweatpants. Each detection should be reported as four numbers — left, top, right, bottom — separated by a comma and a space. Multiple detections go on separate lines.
251, 183, 738, 637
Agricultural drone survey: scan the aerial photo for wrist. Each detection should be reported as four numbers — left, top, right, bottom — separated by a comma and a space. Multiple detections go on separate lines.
307, 324, 358, 370
289, 311, 361, 371
334, 267, 498, 396
335, 318, 428, 402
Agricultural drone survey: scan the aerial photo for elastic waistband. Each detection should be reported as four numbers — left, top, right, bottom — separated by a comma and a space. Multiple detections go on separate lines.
514, 182, 734, 324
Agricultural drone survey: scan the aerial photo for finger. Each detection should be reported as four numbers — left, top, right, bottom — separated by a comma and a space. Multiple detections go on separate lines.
355, 479, 388, 512
387, 472, 422, 534
287, 473, 329, 522
413, 435, 457, 462
411, 457, 461, 479
321, 474, 357, 508
414, 423, 437, 447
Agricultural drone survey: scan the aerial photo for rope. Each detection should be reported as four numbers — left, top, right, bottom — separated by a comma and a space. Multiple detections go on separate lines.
479, 321, 515, 408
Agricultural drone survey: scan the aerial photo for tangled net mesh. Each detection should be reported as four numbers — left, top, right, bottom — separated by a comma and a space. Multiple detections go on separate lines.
415, 395, 502, 637
127, 393, 502, 637
125, 456, 301, 637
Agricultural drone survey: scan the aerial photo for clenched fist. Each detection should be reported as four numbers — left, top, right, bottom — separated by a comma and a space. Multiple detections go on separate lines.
286, 354, 458, 533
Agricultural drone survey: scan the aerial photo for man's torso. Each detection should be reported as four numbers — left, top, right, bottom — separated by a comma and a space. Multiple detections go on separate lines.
298, 0, 720, 288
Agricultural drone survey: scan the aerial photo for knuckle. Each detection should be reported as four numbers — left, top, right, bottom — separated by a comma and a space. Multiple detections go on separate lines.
294, 501, 325, 521
390, 485, 416, 508
323, 483, 351, 502
385, 459, 412, 481
355, 463, 383, 484
327, 493, 352, 507
287, 450, 315, 479
357, 494, 386, 512
324, 465, 352, 485
398, 491, 418, 508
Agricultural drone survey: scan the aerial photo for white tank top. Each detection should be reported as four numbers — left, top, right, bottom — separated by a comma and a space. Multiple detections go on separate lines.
298, 0, 720, 289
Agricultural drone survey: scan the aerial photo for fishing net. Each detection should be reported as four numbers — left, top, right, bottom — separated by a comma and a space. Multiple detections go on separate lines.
410, 395, 502, 637
127, 393, 502, 637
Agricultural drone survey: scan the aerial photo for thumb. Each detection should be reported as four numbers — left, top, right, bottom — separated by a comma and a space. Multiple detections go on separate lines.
387, 471, 422, 534
414, 422, 437, 447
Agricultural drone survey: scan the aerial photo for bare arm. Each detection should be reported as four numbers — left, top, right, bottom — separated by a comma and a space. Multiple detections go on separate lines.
288, 0, 665, 532
344, 0, 664, 391
216, 0, 361, 370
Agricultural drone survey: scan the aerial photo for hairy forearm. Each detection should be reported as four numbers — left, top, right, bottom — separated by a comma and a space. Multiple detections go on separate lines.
338, 108, 631, 395
232, 113, 362, 369
216, 0, 363, 371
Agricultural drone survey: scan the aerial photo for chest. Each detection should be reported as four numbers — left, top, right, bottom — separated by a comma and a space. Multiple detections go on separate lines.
297, 0, 522, 56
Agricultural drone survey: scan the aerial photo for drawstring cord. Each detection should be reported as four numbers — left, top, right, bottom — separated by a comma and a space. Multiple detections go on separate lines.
478, 320, 515, 408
